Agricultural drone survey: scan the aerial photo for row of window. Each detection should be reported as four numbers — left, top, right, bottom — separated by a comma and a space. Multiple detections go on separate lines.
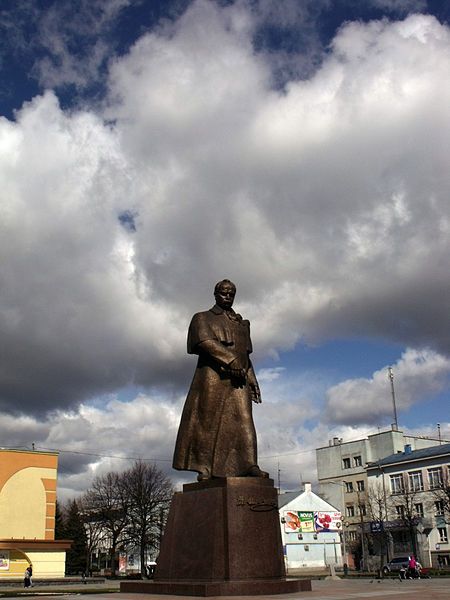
390, 467, 446, 494
345, 503, 366, 517
393, 501, 443, 518
394, 502, 425, 518
342, 455, 362, 469
346, 500, 445, 520
345, 480, 365, 493
341, 526, 448, 543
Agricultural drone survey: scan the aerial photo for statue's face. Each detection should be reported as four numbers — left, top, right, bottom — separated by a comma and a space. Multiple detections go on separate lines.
215, 283, 236, 310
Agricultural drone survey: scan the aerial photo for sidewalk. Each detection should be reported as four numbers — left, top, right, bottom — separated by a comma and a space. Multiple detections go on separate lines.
0, 577, 449, 600
0, 580, 120, 597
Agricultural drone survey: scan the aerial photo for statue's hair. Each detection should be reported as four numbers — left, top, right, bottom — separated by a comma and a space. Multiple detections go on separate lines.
214, 279, 236, 294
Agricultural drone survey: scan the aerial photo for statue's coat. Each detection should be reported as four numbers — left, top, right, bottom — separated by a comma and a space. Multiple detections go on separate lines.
173, 304, 258, 478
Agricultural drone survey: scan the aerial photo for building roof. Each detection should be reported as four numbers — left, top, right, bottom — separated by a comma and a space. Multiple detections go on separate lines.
278, 485, 339, 512
278, 492, 299, 508
367, 442, 450, 469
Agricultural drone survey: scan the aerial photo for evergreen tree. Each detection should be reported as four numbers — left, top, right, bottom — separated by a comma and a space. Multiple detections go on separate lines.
54, 501, 66, 539
64, 499, 88, 575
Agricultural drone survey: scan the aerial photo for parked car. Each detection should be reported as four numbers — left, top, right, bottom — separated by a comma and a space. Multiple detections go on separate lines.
382, 556, 410, 575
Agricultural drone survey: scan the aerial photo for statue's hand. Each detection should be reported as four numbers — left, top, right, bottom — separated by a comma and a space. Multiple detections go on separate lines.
246, 367, 261, 403
250, 381, 262, 403
228, 359, 246, 384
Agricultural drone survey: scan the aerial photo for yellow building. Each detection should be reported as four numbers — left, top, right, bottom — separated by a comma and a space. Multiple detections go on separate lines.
0, 449, 70, 579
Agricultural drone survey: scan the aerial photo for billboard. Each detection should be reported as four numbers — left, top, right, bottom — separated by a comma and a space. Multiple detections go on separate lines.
284, 511, 301, 532
284, 511, 314, 533
284, 510, 342, 533
314, 511, 342, 532
298, 512, 315, 533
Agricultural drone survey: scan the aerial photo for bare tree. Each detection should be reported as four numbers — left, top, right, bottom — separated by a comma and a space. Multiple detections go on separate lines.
366, 480, 390, 569
430, 469, 450, 518
78, 492, 107, 575
83, 471, 130, 575
387, 474, 420, 558
122, 461, 173, 578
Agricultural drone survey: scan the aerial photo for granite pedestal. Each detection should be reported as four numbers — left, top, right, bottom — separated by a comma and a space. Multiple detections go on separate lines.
120, 477, 311, 596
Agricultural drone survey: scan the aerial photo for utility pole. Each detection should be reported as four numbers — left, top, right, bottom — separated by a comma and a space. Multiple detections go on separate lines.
388, 367, 398, 430
356, 489, 367, 572
379, 460, 390, 562
277, 462, 281, 494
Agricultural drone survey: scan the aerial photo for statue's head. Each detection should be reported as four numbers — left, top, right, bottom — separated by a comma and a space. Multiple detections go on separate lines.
214, 279, 236, 310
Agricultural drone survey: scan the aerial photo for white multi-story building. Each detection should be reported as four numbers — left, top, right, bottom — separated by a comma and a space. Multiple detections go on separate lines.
316, 427, 444, 569
366, 442, 450, 568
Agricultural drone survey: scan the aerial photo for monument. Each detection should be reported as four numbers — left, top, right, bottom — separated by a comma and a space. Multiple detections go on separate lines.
121, 280, 311, 596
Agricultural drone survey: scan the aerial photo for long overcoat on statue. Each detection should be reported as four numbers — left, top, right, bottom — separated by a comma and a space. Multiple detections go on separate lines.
173, 304, 259, 478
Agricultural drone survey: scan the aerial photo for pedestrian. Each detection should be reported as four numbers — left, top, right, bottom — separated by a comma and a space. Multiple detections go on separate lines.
408, 555, 417, 578
28, 563, 33, 587
23, 566, 31, 588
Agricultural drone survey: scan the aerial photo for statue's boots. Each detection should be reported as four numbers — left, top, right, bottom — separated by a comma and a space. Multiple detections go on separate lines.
246, 465, 269, 478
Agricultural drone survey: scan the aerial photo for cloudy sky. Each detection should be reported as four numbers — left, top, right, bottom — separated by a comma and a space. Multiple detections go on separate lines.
1, 0, 450, 500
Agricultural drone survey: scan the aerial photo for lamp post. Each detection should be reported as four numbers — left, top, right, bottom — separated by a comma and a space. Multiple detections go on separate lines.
378, 461, 390, 562
340, 523, 348, 568
326, 480, 348, 567
356, 489, 368, 572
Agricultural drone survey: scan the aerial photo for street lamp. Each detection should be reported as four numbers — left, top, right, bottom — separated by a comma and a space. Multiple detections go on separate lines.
326, 480, 349, 568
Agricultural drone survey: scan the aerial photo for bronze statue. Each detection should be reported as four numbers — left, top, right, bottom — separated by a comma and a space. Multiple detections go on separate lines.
173, 279, 268, 481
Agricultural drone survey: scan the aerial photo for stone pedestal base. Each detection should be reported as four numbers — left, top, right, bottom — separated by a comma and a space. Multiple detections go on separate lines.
120, 578, 311, 596
119, 477, 311, 596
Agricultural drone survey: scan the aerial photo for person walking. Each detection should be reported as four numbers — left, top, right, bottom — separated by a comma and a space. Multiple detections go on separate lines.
408, 555, 418, 578
23, 566, 31, 588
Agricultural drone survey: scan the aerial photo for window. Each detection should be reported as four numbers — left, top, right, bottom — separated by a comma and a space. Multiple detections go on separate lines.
346, 505, 355, 517
428, 468, 443, 489
342, 457, 351, 469
414, 503, 424, 517
435, 500, 445, 516
357, 480, 365, 492
345, 481, 354, 493
408, 471, 423, 492
390, 474, 404, 494
347, 531, 358, 541
359, 504, 367, 516
396, 505, 405, 518
438, 528, 448, 543
354, 455, 362, 467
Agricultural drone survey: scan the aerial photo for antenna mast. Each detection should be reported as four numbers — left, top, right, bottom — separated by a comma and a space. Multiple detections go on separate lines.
388, 367, 398, 430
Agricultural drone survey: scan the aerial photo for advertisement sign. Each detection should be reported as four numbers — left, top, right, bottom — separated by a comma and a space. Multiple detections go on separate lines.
0, 552, 10, 571
284, 510, 342, 533
298, 512, 315, 533
284, 511, 315, 533
284, 511, 301, 532
370, 521, 384, 533
118, 552, 127, 573
314, 511, 342, 532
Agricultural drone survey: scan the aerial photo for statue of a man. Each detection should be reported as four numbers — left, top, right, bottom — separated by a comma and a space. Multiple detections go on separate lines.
173, 279, 268, 481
